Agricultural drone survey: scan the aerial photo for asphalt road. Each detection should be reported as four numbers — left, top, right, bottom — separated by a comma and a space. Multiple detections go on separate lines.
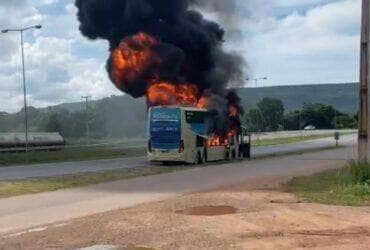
0, 142, 356, 235
0, 134, 356, 181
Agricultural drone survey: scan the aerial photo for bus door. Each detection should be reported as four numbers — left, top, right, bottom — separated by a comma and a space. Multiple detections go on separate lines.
239, 127, 251, 159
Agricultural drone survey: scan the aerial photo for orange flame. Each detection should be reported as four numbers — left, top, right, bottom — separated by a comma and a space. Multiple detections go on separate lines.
229, 105, 238, 117
111, 32, 159, 88
147, 81, 204, 107
207, 136, 229, 147
197, 96, 209, 109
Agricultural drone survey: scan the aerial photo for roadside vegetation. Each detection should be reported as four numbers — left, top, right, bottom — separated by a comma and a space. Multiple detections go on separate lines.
0, 145, 146, 166
252, 131, 353, 147
0, 165, 191, 198
245, 98, 357, 132
284, 161, 370, 206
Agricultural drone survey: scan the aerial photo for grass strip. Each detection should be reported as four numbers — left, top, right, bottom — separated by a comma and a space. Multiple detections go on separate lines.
252, 132, 352, 147
283, 165, 370, 206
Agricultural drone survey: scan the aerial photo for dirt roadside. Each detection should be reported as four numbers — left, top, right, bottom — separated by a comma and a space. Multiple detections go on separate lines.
2, 174, 370, 250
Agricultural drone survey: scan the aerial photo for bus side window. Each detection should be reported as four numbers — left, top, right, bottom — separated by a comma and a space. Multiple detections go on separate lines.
196, 135, 205, 147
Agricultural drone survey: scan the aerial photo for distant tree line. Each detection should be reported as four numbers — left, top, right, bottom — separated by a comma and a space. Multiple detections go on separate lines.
40, 108, 106, 139
0, 95, 357, 140
245, 97, 357, 132
0, 96, 148, 140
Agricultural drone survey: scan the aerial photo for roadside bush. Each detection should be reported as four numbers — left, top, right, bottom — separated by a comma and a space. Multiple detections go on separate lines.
348, 160, 370, 184
345, 183, 370, 197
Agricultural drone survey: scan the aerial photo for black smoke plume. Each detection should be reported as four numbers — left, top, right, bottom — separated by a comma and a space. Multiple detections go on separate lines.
75, 0, 245, 133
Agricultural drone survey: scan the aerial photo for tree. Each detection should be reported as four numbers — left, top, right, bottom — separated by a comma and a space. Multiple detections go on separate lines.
257, 97, 285, 131
301, 103, 337, 129
43, 112, 63, 134
245, 108, 263, 132
335, 114, 357, 129
284, 110, 301, 131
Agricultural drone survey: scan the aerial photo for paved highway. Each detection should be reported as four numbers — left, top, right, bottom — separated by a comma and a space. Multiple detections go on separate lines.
0, 134, 356, 181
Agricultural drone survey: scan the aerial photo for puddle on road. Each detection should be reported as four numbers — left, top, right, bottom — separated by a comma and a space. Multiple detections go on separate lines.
176, 205, 237, 216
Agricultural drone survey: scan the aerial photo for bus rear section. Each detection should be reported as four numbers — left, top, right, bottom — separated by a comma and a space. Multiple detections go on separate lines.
148, 107, 186, 162
148, 106, 251, 164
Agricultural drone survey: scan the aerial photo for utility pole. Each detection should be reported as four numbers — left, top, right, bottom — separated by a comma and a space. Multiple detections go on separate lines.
299, 109, 302, 140
82, 96, 91, 144
358, 0, 370, 163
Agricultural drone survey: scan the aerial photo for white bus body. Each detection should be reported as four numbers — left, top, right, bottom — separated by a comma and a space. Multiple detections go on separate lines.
148, 106, 247, 164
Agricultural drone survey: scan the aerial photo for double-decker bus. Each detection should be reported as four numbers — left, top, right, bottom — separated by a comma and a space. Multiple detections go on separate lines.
148, 106, 251, 164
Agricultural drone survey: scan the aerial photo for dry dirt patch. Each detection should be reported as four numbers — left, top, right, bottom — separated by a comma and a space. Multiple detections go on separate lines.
2, 186, 370, 249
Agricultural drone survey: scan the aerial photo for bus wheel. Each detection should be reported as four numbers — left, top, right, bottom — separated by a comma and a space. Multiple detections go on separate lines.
232, 150, 236, 160
203, 149, 208, 163
225, 150, 231, 161
196, 152, 203, 165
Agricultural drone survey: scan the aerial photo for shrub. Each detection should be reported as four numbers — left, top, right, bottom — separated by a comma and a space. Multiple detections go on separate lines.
348, 160, 370, 184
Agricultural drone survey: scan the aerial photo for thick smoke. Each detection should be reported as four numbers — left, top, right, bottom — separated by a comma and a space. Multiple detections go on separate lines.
75, 0, 244, 95
75, 0, 245, 134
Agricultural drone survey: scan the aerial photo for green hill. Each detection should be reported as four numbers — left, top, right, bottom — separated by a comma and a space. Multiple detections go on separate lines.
236, 83, 358, 113
0, 83, 359, 138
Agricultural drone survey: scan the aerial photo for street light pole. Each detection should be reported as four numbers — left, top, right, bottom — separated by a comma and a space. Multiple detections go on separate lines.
2, 25, 42, 152
20, 30, 29, 152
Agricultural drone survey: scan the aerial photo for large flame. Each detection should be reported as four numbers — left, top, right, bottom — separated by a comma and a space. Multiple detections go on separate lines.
147, 81, 200, 107
111, 32, 159, 89
110, 32, 240, 147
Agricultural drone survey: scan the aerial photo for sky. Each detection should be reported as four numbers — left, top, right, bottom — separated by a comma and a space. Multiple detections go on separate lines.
0, 0, 362, 113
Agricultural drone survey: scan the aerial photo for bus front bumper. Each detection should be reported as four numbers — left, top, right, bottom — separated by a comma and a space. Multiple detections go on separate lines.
148, 150, 186, 162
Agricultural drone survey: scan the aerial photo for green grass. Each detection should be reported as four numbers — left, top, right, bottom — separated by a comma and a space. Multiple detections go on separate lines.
0, 146, 146, 166
252, 132, 352, 147
0, 165, 191, 198
283, 162, 370, 206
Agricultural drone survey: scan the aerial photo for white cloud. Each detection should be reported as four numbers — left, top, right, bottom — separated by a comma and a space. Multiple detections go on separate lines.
0, 0, 121, 113
276, 0, 332, 7
236, 0, 361, 86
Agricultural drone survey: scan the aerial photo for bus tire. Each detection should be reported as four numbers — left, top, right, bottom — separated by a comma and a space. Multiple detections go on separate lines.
232, 150, 236, 160
195, 151, 203, 165
203, 149, 208, 163
225, 150, 231, 161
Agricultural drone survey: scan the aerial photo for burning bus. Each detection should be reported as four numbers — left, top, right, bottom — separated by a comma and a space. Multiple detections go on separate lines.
148, 106, 250, 164
75, 0, 249, 163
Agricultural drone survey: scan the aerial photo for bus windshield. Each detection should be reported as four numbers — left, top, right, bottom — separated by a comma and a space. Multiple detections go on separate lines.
149, 108, 181, 150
